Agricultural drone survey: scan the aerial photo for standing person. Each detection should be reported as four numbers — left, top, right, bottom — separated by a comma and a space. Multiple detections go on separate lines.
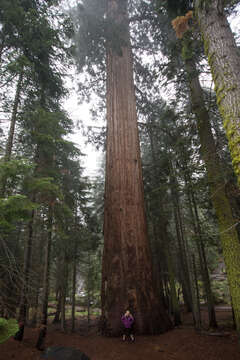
121, 310, 134, 342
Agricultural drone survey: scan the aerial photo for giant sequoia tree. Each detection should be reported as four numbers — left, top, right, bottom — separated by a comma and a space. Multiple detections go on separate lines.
101, 0, 172, 335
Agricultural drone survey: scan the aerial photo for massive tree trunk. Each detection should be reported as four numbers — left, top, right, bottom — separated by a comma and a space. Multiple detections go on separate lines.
195, 0, 240, 186
184, 53, 240, 335
101, 0, 172, 335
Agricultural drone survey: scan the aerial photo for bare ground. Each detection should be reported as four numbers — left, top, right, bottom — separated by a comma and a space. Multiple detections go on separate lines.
0, 306, 239, 360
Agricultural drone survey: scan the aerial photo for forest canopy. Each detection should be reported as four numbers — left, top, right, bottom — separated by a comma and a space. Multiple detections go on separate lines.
0, 0, 240, 352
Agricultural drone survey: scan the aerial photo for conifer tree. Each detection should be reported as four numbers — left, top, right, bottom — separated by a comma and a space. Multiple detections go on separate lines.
73, 0, 172, 335
100, 0, 172, 335
195, 0, 240, 189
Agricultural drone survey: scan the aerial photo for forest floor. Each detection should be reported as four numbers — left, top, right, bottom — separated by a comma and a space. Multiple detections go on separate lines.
1, 306, 239, 360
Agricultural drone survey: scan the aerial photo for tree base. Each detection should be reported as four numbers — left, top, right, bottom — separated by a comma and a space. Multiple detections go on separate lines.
36, 325, 47, 351
14, 323, 24, 341
100, 310, 173, 337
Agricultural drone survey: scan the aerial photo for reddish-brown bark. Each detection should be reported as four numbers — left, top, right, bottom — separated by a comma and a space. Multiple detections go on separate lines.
101, 0, 172, 335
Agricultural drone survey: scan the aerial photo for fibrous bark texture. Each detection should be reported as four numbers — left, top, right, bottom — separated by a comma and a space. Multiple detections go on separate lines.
195, 0, 240, 184
101, 0, 172, 335
184, 50, 240, 335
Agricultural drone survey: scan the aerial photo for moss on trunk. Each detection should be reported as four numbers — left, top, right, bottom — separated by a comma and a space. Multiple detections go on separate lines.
183, 39, 240, 335
195, 0, 240, 187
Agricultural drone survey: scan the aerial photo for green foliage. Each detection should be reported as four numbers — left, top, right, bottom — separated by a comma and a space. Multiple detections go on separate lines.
0, 195, 37, 232
73, 0, 107, 68
73, 0, 129, 69
0, 0, 93, 323
0, 318, 19, 344
0, 158, 33, 183
0, 0, 72, 99
211, 279, 231, 304
26, 177, 62, 204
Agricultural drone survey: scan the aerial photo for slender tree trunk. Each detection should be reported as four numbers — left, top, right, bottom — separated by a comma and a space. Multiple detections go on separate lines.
191, 186, 217, 328
4, 70, 24, 161
169, 161, 193, 312
60, 254, 68, 333
191, 254, 202, 331
150, 220, 168, 308
179, 224, 201, 330
185, 172, 217, 328
71, 249, 77, 332
165, 243, 182, 326
36, 205, 53, 350
184, 54, 240, 336
0, 69, 24, 197
52, 290, 61, 324
174, 208, 192, 312
30, 215, 44, 328
147, 188, 181, 323
14, 208, 35, 341
52, 255, 62, 324
0, 32, 6, 66
60, 288, 66, 332
231, 297, 236, 330
87, 252, 91, 329
87, 289, 90, 329
2, 225, 22, 318
163, 275, 170, 311
195, 0, 240, 186
30, 289, 39, 327
101, 0, 172, 335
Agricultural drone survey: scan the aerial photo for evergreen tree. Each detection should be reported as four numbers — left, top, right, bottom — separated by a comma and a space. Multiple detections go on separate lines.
73, 0, 172, 335
195, 0, 240, 189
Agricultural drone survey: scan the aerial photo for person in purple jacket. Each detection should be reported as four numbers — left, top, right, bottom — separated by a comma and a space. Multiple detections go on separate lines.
121, 310, 135, 342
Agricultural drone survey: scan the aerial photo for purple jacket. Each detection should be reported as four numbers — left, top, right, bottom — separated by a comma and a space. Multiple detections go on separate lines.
121, 315, 134, 328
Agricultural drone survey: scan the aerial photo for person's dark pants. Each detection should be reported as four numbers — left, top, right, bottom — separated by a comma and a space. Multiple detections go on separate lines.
123, 326, 134, 337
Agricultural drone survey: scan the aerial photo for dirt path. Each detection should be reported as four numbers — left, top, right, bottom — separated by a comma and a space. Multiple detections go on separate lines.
0, 308, 239, 360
